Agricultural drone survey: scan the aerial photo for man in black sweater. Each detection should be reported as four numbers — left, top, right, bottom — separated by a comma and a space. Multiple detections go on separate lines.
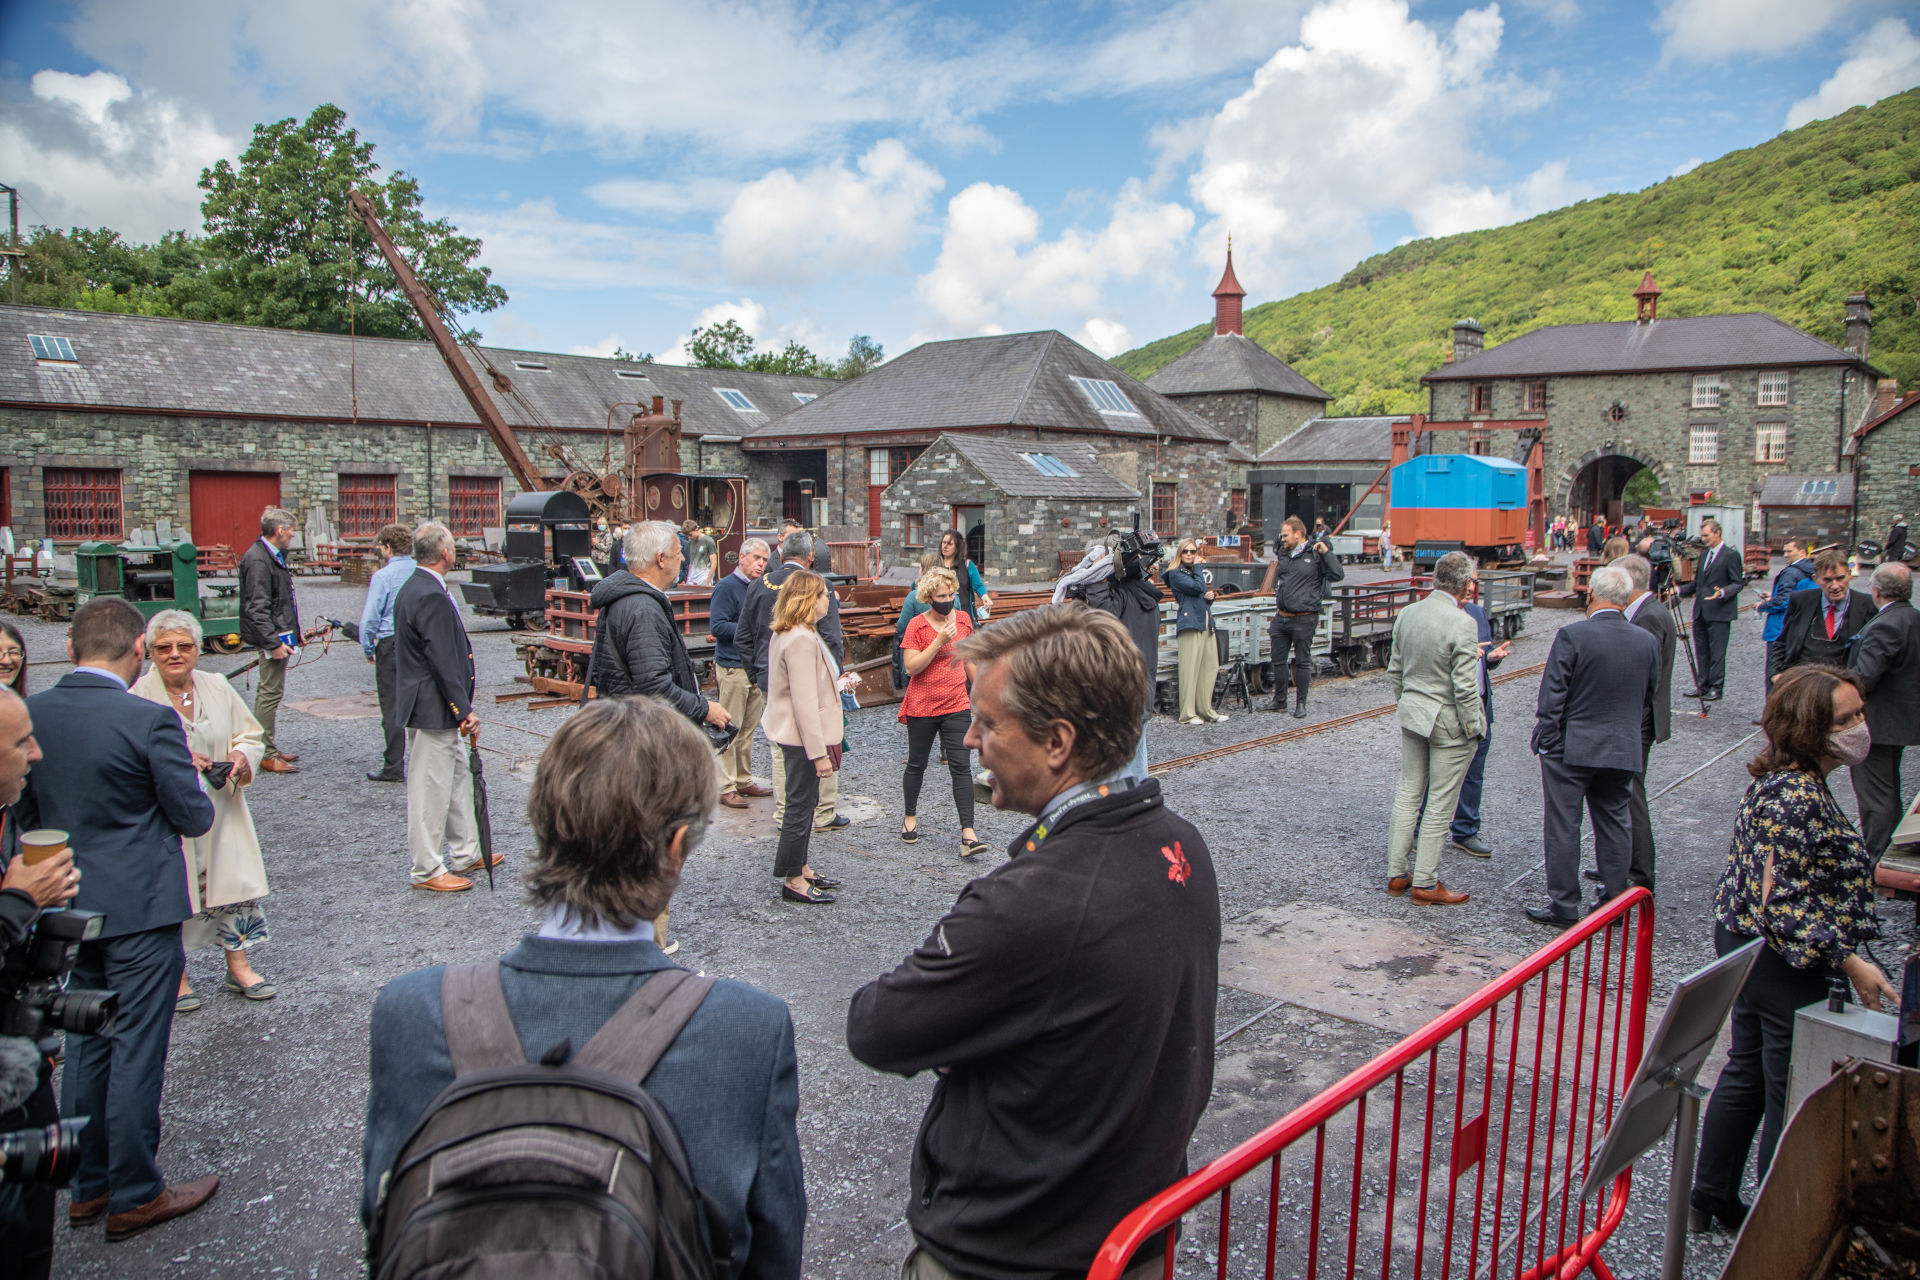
1258, 515, 1343, 717
848, 605, 1220, 1280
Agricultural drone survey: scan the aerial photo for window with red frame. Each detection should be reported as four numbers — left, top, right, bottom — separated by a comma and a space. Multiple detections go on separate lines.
44, 467, 122, 539
338, 473, 397, 538
1229, 488, 1246, 526
903, 512, 925, 547
1152, 482, 1177, 535
1522, 380, 1547, 412
447, 476, 502, 536
1469, 382, 1493, 415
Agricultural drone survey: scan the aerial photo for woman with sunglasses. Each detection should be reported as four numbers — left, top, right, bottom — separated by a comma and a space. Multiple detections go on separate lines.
1166, 539, 1228, 724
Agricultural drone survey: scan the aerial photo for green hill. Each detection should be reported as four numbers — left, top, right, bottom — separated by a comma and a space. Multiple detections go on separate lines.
1115, 87, 1920, 413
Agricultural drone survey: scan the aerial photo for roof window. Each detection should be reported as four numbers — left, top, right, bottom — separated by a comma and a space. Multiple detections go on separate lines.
29, 335, 76, 363
715, 388, 757, 413
615, 369, 651, 381
1019, 452, 1079, 478
1071, 376, 1140, 416
512, 360, 549, 371
792, 392, 817, 405
1800, 479, 1839, 497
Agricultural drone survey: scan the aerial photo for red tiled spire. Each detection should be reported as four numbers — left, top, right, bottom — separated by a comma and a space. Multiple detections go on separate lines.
1213, 240, 1245, 336
1633, 270, 1661, 323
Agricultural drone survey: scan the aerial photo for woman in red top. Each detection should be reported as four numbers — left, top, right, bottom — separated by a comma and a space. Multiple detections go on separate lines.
899, 568, 988, 857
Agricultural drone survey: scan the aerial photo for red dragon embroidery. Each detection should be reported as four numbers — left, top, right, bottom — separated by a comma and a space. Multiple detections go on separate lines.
1162, 841, 1191, 886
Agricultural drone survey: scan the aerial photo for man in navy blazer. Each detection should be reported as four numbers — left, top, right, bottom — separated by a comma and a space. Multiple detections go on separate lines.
1525, 566, 1660, 926
1446, 596, 1510, 858
1848, 562, 1920, 859
362, 697, 803, 1277
1678, 518, 1744, 700
15, 598, 217, 1239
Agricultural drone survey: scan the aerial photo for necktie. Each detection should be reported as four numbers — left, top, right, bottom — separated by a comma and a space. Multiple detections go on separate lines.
1827, 602, 1840, 641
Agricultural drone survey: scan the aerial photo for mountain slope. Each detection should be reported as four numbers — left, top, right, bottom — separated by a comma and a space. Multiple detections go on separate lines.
1115, 88, 1920, 412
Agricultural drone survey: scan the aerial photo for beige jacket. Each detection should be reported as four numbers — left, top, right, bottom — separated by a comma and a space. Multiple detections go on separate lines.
130, 667, 269, 909
1386, 590, 1486, 744
763, 627, 845, 761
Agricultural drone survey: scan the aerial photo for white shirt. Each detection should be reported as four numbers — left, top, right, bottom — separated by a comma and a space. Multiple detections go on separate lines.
420, 563, 459, 605
72, 665, 128, 689
1625, 592, 1652, 621
537, 906, 656, 944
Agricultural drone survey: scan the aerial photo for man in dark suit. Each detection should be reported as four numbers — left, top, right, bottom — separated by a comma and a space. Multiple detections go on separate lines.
394, 522, 494, 892
735, 528, 845, 833
238, 507, 301, 772
1848, 562, 1920, 859
1777, 550, 1873, 675
1525, 566, 1660, 926
362, 697, 803, 1274
15, 598, 217, 1239
1678, 518, 1743, 700
1445, 596, 1510, 859
1587, 519, 1604, 557
1620, 555, 1676, 892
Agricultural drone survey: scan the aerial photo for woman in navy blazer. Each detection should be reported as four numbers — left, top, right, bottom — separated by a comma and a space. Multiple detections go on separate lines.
1166, 539, 1227, 724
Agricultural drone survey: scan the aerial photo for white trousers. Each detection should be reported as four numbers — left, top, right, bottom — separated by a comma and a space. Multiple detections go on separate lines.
407, 727, 480, 882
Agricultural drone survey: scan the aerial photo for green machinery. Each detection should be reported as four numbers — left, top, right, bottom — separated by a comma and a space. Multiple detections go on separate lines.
74, 540, 245, 652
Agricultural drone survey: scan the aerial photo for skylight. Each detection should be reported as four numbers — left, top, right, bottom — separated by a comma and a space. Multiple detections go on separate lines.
1799, 479, 1839, 497
513, 360, 549, 371
1019, 452, 1079, 478
615, 369, 651, 381
715, 388, 757, 412
1071, 376, 1140, 416
29, 335, 76, 363
792, 392, 817, 405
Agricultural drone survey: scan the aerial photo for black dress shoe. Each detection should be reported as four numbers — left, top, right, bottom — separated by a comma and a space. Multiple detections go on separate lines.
1682, 688, 1707, 698
1291, 702, 1308, 719
781, 883, 836, 904
1703, 689, 1723, 701
814, 815, 851, 832
805, 873, 842, 890
1524, 904, 1580, 928
1687, 1191, 1749, 1234
1267, 700, 1287, 712
367, 769, 404, 783
1582, 868, 1603, 882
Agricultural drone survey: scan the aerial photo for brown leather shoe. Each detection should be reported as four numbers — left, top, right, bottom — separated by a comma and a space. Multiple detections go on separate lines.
259, 756, 299, 774
736, 782, 773, 797
1411, 882, 1471, 906
104, 1175, 219, 1241
1386, 876, 1412, 896
276, 751, 300, 763
69, 1194, 107, 1227
719, 791, 751, 809
453, 851, 504, 873
411, 873, 472, 892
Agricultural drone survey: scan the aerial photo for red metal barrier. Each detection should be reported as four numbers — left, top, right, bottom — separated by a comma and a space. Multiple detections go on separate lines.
1089, 889, 1655, 1280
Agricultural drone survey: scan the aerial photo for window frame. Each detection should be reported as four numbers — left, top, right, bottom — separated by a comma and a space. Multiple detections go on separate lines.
1151, 481, 1177, 536
28, 334, 77, 363
1229, 488, 1247, 525
338, 472, 398, 539
43, 467, 122, 539
1757, 370, 1790, 407
1018, 452, 1079, 478
714, 388, 757, 413
1691, 374, 1724, 410
1522, 380, 1547, 413
1753, 422, 1788, 464
868, 448, 892, 487
1688, 423, 1720, 465
792, 392, 817, 405
1071, 376, 1143, 417
903, 512, 925, 548
1468, 382, 1494, 415
447, 475, 503, 537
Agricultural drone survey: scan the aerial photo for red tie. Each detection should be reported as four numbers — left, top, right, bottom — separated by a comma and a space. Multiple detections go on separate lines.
1827, 602, 1840, 641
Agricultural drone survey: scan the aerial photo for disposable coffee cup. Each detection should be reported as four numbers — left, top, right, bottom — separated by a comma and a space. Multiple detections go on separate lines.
19, 829, 69, 866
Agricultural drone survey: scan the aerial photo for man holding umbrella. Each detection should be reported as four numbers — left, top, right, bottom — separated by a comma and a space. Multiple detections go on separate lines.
393, 522, 500, 893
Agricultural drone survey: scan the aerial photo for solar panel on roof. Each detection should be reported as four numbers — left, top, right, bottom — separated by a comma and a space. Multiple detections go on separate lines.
29, 334, 76, 362
1071, 376, 1140, 416
1019, 452, 1079, 478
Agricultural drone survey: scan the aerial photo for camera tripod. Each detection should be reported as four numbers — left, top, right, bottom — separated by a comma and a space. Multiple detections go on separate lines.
1660, 584, 1710, 720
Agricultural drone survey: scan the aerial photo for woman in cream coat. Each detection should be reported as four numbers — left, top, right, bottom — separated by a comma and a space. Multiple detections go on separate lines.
132, 609, 276, 1009
764, 570, 846, 904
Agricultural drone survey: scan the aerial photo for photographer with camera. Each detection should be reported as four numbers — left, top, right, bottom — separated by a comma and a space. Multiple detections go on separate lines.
16, 597, 218, 1241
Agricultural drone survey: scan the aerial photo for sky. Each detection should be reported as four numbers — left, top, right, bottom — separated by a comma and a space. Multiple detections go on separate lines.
1, 0, 1918, 369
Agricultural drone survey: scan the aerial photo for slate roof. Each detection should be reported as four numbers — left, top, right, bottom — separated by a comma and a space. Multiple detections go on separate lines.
1758, 474, 1854, 507
1422, 313, 1883, 382
0, 305, 840, 440
1254, 416, 1405, 466
746, 329, 1227, 444
1145, 332, 1330, 400
1853, 390, 1920, 442
937, 434, 1138, 499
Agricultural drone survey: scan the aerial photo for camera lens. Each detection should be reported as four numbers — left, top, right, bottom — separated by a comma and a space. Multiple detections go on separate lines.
0, 1117, 90, 1187
44, 989, 117, 1039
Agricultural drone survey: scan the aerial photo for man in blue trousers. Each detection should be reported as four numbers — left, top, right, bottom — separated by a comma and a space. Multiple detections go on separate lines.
1446, 592, 1510, 859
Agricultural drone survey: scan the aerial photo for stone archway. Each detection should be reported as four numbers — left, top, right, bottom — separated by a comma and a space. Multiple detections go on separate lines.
1554, 445, 1669, 525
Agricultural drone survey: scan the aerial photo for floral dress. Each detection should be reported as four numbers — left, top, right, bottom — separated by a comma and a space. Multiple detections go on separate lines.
1714, 769, 1878, 970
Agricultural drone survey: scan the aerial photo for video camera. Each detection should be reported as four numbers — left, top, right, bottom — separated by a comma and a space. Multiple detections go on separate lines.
1, 909, 117, 1043
1643, 532, 1676, 593
1115, 515, 1162, 583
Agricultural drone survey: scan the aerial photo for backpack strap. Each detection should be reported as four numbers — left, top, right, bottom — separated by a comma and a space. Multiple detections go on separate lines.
441, 963, 527, 1075
573, 968, 715, 1081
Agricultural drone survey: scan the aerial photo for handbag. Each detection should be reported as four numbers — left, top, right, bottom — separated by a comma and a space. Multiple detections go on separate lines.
702, 719, 739, 752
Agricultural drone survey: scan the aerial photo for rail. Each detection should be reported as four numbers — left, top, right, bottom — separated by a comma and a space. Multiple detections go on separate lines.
1089, 888, 1656, 1280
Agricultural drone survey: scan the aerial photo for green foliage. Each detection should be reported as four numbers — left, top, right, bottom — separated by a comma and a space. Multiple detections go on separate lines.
1116, 88, 1920, 399
836, 334, 885, 379
16, 226, 212, 315
610, 346, 651, 362
686, 323, 883, 379
1622, 467, 1661, 510
688, 318, 758, 368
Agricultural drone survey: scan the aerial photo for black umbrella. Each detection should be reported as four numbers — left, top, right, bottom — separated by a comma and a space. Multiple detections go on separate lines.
468, 742, 496, 892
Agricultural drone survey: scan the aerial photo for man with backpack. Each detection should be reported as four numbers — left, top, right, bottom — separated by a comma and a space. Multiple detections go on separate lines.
361, 696, 804, 1278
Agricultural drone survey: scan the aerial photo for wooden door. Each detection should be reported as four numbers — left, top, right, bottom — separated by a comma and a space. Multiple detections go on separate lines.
953, 504, 986, 567
189, 471, 282, 557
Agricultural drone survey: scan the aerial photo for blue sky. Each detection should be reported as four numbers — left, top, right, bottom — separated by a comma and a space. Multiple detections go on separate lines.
2, 0, 1917, 370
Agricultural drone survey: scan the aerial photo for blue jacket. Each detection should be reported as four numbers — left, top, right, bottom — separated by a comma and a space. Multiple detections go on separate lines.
362, 934, 804, 1279
1165, 565, 1214, 634
15, 672, 214, 938
359, 555, 417, 658
709, 569, 753, 668
1759, 556, 1816, 642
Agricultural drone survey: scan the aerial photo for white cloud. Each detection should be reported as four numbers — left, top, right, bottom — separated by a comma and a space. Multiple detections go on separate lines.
1509, 0, 1579, 24
718, 139, 944, 286
1784, 18, 1920, 129
569, 334, 632, 358
1077, 318, 1135, 357
439, 197, 708, 292
1654, 0, 1848, 61
1184, 0, 1565, 293
0, 70, 237, 239
1670, 156, 1703, 177
916, 180, 1194, 339
657, 299, 768, 366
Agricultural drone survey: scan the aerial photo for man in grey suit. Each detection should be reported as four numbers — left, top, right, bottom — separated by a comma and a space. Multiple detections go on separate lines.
1385, 552, 1486, 906
1620, 555, 1676, 892
1526, 566, 1660, 926
1847, 562, 1920, 858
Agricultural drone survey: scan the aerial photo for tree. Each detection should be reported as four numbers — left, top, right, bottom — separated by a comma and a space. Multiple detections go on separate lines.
610, 345, 652, 362
833, 334, 884, 379
686, 320, 870, 378
184, 103, 505, 339
687, 318, 757, 369
18, 226, 211, 315
1622, 467, 1662, 511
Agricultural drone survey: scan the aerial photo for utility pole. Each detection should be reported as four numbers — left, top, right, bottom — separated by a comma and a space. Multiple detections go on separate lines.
0, 186, 20, 304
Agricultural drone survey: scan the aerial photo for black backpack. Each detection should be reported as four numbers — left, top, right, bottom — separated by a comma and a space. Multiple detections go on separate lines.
368, 965, 732, 1280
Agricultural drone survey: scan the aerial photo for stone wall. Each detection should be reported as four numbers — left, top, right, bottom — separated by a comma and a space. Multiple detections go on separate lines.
1093, 437, 1240, 540
1853, 400, 1920, 545
1164, 390, 1324, 457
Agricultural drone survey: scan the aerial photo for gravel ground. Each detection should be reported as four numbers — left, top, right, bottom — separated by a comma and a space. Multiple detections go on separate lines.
16, 561, 1911, 1279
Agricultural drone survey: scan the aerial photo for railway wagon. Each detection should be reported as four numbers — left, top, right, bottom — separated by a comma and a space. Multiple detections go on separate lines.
1387, 453, 1528, 564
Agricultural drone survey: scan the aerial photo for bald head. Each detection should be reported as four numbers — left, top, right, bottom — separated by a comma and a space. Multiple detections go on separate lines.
1872, 561, 1912, 605
0, 688, 41, 808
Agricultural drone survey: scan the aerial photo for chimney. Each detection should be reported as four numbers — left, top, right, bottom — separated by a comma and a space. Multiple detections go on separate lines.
1212, 241, 1246, 337
1876, 378, 1900, 418
1451, 318, 1484, 363
1845, 293, 1873, 359
1633, 270, 1662, 323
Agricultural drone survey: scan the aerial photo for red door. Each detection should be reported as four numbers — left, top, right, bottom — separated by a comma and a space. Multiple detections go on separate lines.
189, 471, 282, 558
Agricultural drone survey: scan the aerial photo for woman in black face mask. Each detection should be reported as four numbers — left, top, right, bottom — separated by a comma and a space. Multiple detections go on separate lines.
1690, 663, 1897, 1234
898, 568, 988, 858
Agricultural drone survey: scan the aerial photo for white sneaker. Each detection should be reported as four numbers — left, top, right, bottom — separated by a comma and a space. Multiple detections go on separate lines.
1208, 712, 1230, 722
1185, 716, 1205, 725
661, 939, 681, 956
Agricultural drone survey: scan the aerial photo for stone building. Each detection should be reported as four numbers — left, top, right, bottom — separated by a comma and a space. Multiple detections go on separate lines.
1846, 389, 1920, 544
1756, 474, 1855, 549
1246, 415, 1404, 537
1418, 276, 1887, 538
745, 329, 1237, 576
0, 305, 836, 550
1145, 250, 1330, 457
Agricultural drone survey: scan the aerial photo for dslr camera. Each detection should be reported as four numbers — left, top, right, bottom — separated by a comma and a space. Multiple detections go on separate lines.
1, 908, 117, 1043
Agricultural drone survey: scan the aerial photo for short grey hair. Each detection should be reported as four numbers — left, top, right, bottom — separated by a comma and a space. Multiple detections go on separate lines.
1590, 564, 1633, 607
625, 520, 679, 568
780, 529, 813, 562
740, 537, 770, 559
1432, 551, 1475, 597
145, 608, 202, 647
1617, 554, 1652, 593
1873, 561, 1912, 602
260, 507, 295, 537
413, 521, 455, 565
